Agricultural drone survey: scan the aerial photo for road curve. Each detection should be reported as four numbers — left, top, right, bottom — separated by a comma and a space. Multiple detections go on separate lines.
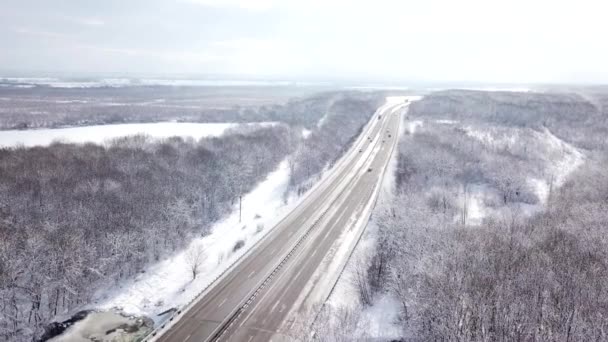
152, 99, 406, 342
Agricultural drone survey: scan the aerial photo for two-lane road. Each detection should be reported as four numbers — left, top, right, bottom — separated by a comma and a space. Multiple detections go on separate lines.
153, 99, 406, 342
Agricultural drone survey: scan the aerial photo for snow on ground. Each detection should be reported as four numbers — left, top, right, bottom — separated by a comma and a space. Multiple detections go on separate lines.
94, 159, 298, 319
406, 120, 424, 134
456, 125, 585, 224
526, 129, 584, 205
318, 99, 409, 340
320, 169, 403, 340
321, 99, 585, 340
463, 125, 518, 149
462, 87, 532, 93
96, 161, 297, 319
91, 96, 404, 326
538, 128, 585, 186
285, 100, 408, 328
302, 128, 312, 138
54, 96, 411, 341
0, 77, 293, 88
50, 312, 151, 342
435, 119, 459, 124
0, 122, 276, 147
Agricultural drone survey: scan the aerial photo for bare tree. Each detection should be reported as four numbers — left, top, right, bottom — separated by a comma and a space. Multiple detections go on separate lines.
185, 245, 206, 280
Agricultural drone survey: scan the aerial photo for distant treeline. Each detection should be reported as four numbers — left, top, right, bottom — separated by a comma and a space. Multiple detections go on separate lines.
410, 89, 607, 149
0, 86, 381, 131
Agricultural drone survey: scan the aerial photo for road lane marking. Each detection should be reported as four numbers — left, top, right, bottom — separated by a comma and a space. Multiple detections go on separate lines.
177, 104, 402, 341
269, 299, 281, 314
218, 298, 227, 308
310, 248, 318, 258
248, 270, 256, 279
293, 267, 304, 282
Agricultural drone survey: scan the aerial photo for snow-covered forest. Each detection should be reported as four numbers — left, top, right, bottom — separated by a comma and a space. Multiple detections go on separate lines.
0, 90, 383, 341
287, 94, 384, 194
313, 89, 608, 341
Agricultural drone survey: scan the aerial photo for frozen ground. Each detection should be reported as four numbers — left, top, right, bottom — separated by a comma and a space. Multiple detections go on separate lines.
404, 119, 585, 225
93, 159, 298, 319
54, 157, 305, 341
52, 96, 410, 341
460, 125, 585, 223
50, 312, 152, 342
318, 96, 417, 340
0, 122, 276, 147
0, 77, 293, 88
302, 128, 312, 138
324, 95, 586, 340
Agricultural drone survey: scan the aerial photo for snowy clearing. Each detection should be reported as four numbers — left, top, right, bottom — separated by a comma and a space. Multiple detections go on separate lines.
0, 122, 276, 147
457, 125, 585, 224
50, 312, 151, 342
302, 128, 312, 138
406, 120, 424, 134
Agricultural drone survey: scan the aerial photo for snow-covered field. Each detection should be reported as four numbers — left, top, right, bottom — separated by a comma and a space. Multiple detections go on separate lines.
0, 122, 275, 147
50, 312, 151, 342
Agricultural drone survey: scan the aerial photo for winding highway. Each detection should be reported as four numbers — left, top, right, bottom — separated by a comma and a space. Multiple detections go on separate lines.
151, 98, 407, 342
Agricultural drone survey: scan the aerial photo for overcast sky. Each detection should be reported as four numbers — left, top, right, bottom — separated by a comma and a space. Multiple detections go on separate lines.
1, 0, 606, 83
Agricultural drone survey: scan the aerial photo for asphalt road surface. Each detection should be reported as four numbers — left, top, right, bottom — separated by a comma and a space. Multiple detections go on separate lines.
154, 99, 406, 342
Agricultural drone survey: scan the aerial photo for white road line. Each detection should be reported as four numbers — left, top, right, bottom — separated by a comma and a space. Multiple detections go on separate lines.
248, 270, 255, 279
149, 101, 405, 342
269, 299, 281, 314
323, 229, 332, 239
310, 248, 318, 258
218, 298, 227, 308
292, 267, 304, 282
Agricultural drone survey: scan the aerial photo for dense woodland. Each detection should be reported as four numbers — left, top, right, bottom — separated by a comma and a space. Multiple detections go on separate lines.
0, 89, 383, 341
0, 125, 296, 340
287, 94, 383, 193
312, 90, 608, 341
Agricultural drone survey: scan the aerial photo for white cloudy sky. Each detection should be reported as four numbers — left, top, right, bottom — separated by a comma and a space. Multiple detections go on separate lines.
1, 0, 606, 83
